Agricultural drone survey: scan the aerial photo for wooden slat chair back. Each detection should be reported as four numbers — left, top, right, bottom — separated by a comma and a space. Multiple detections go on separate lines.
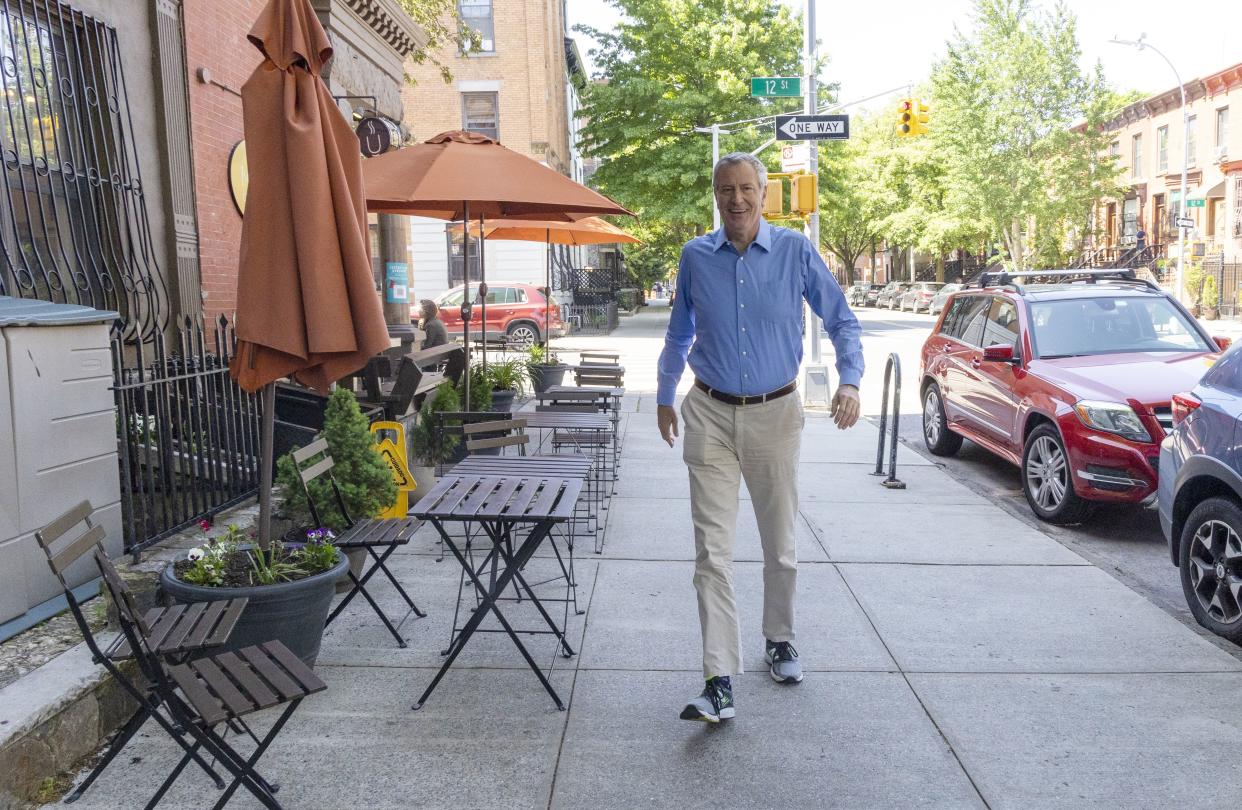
33, 503, 243, 803
290, 437, 425, 648
93, 547, 326, 810
464, 418, 529, 454
579, 351, 620, 365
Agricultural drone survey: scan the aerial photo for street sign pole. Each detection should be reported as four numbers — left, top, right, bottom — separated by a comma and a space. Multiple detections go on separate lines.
803, 0, 830, 404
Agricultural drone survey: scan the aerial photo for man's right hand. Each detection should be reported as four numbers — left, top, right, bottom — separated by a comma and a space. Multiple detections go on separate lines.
657, 405, 679, 448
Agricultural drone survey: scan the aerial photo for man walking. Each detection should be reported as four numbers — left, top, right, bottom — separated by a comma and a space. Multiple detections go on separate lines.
657, 153, 863, 723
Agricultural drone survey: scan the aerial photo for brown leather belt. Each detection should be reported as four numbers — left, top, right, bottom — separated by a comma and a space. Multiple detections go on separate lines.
694, 378, 797, 406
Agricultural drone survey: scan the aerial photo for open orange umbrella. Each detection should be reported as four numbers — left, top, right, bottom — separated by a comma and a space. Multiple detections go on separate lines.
452, 218, 640, 345
230, 0, 389, 544
362, 131, 633, 396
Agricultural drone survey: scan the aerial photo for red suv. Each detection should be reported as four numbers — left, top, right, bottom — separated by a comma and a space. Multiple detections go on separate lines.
920, 270, 1225, 524
427, 283, 564, 348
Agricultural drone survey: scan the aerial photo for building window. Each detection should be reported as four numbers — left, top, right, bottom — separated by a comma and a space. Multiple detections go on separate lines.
447, 228, 482, 288
462, 92, 499, 141
1131, 133, 1142, 178
1187, 115, 1197, 167
1157, 125, 1168, 172
1216, 107, 1230, 151
459, 0, 494, 53
1109, 140, 1120, 164
0, 1, 163, 340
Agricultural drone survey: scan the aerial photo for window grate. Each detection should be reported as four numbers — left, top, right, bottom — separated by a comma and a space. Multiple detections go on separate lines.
0, 0, 166, 343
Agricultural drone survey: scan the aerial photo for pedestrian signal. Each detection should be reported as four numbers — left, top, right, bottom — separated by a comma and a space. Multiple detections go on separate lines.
791, 174, 817, 215
763, 182, 783, 217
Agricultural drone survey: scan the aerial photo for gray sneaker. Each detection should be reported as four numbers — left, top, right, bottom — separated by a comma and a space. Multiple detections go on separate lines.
679, 676, 735, 723
765, 640, 803, 684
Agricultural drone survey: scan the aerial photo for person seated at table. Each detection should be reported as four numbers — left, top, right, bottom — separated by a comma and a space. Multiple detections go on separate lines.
419, 299, 448, 350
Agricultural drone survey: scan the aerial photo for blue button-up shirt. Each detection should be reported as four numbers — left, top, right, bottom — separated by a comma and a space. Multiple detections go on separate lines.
656, 220, 864, 406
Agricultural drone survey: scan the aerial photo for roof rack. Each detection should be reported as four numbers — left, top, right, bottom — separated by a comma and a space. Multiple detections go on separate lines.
976, 268, 1160, 293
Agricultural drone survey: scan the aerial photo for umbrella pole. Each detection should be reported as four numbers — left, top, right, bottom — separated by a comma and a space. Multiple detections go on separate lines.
479, 215, 487, 376
545, 229, 551, 348
257, 381, 275, 551
462, 203, 471, 410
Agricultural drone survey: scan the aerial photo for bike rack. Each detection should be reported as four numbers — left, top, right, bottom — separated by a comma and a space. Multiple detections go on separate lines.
872, 352, 906, 490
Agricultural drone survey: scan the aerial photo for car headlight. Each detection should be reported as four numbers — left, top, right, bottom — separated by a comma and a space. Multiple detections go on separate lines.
1073, 400, 1152, 443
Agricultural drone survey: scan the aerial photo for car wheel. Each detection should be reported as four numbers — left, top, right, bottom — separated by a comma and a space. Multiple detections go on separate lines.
1021, 424, 1094, 524
1179, 497, 1242, 642
922, 383, 962, 456
506, 322, 539, 349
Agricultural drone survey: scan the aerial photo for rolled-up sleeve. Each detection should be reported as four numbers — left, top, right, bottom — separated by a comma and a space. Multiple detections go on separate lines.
802, 242, 864, 388
656, 252, 695, 406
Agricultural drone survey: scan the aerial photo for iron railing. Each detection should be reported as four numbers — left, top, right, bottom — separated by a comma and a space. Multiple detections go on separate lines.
0, 0, 167, 343
1205, 257, 1242, 319
561, 302, 618, 336
112, 315, 261, 556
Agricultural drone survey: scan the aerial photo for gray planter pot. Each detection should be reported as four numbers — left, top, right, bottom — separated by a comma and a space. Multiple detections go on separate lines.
490, 388, 517, 413
528, 363, 569, 393
160, 546, 348, 667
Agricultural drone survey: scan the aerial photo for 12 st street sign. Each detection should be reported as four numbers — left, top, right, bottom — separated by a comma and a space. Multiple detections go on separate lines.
751, 77, 801, 97
1186, 198, 1206, 208
775, 114, 850, 141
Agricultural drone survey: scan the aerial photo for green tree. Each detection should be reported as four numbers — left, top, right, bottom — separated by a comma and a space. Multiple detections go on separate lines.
576, 0, 803, 231
398, 0, 483, 83
929, 0, 1122, 268
817, 136, 883, 286
276, 389, 396, 532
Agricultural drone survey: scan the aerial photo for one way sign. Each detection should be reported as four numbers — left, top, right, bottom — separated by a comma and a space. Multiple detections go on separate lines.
775, 114, 850, 141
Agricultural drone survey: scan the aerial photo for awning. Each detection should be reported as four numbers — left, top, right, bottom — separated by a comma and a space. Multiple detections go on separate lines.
1205, 180, 1226, 198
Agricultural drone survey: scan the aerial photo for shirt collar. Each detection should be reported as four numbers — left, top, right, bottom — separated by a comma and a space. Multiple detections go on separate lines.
711, 219, 773, 254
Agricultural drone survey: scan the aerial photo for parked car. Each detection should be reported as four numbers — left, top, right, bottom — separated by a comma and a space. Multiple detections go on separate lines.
876, 282, 910, 310
1158, 339, 1242, 641
849, 283, 875, 307
929, 283, 963, 316
428, 282, 564, 348
900, 282, 947, 313
862, 284, 882, 307
920, 269, 1225, 524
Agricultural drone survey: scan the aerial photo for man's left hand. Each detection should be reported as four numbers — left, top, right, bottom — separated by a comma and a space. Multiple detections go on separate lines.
831, 385, 860, 430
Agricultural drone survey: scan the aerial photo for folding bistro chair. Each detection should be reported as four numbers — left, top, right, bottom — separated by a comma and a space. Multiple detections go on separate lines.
93, 548, 325, 810
33, 502, 244, 804
291, 439, 424, 647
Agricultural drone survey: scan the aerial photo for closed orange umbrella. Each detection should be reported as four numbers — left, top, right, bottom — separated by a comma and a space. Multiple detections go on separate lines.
230, 0, 390, 544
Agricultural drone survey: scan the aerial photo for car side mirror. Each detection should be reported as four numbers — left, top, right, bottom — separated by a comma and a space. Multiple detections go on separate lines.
1214, 336, 1232, 351
982, 343, 1020, 364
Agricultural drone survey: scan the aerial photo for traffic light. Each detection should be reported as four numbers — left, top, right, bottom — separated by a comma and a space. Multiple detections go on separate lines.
913, 99, 929, 135
763, 181, 783, 218
791, 174, 817, 215
896, 98, 914, 137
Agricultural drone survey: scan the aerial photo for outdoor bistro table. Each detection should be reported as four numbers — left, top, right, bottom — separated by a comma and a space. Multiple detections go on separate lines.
522, 411, 618, 492
410, 474, 584, 711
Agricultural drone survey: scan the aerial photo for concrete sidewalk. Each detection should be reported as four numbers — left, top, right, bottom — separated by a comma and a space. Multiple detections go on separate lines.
59, 310, 1242, 809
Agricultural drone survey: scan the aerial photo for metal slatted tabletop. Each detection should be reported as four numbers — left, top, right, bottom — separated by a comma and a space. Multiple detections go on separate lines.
410, 474, 583, 710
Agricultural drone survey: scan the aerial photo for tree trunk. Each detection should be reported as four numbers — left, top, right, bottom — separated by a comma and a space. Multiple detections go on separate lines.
935, 253, 945, 283
870, 236, 877, 283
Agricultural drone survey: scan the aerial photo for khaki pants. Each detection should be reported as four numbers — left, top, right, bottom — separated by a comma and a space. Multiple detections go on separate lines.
680, 385, 803, 678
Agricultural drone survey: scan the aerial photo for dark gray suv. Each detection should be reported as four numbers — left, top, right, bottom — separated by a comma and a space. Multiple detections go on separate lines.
1159, 338, 1242, 641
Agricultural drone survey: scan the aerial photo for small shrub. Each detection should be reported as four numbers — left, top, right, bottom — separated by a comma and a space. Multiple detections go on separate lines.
410, 382, 461, 466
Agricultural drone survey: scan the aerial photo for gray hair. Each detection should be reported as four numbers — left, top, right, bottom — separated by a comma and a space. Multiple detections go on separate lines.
712, 152, 767, 191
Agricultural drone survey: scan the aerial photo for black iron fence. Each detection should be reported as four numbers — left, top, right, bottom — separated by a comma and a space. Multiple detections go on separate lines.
1205, 257, 1242, 319
112, 315, 261, 555
561, 302, 618, 336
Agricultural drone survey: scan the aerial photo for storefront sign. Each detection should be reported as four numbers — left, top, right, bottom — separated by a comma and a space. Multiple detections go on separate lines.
228, 141, 248, 215
357, 117, 400, 157
385, 262, 408, 303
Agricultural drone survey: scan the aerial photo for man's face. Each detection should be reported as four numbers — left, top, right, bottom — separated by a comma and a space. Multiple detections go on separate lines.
713, 162, 763, 237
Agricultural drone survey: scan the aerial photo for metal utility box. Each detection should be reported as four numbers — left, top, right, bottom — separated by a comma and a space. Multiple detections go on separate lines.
0, 297, 120, 630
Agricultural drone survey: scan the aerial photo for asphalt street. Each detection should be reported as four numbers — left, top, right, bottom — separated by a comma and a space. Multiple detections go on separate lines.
844, 305, 1242, 659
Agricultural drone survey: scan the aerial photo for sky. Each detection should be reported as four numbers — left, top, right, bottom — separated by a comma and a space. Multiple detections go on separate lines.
567, 0, 1242, 114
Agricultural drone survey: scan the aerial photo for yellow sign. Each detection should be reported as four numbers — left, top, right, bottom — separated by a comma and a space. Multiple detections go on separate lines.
370, 421, 415, 518
228, 140, 248, 216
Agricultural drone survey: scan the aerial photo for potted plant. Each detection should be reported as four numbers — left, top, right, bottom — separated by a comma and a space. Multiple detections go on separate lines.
525, 344, 569, 393
1184, 263, 1205, 317
160, 524, 348, 666
409, 381, 461, 492
1203, 275, 1220, 320
483, 356, 528, 412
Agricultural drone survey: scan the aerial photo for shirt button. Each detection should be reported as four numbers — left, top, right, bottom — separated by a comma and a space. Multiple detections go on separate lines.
739, 279, 744, 284
742, 327, 747, 332
744, 373, 749, 378
742, 351, 747, 356
740, 303, 745, 308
